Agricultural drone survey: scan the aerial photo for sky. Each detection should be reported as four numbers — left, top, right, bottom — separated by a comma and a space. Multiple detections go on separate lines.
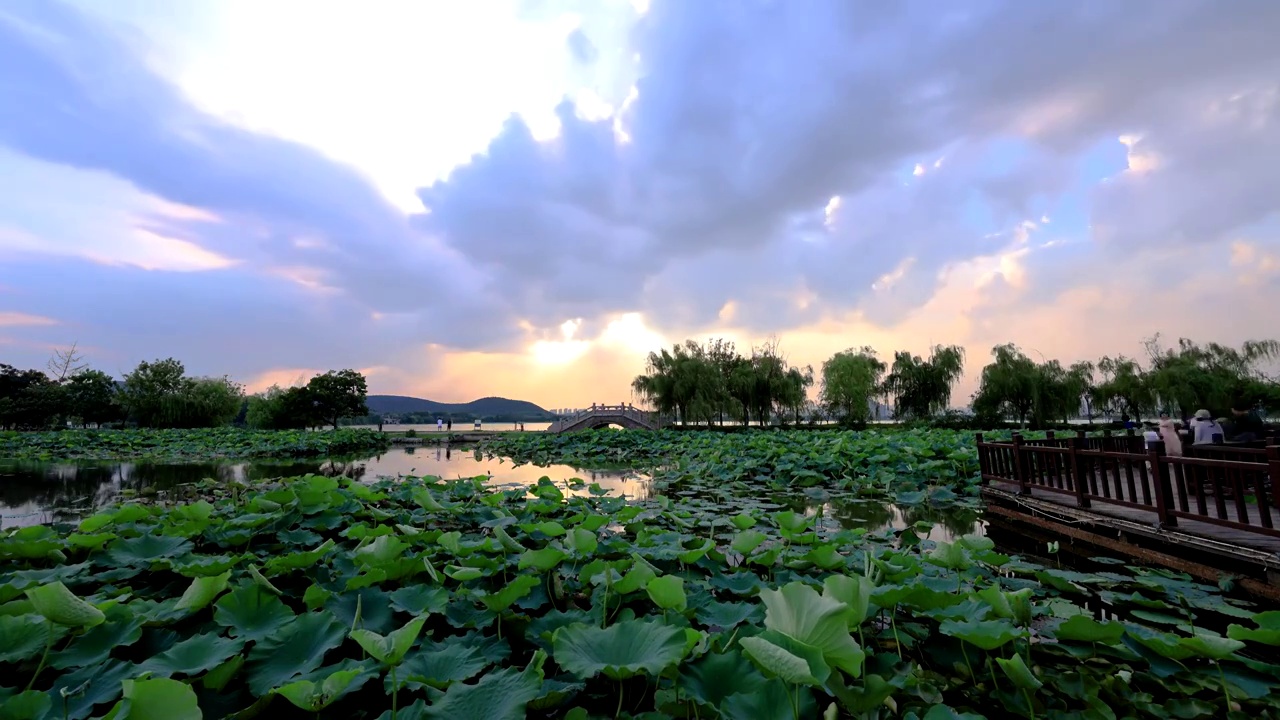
1, 0, 1279, 410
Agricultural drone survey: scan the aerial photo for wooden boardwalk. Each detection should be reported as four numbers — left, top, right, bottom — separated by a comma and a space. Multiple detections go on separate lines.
977, 431, 1280, 593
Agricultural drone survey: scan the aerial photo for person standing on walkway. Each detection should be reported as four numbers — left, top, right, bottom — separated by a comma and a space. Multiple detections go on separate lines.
1157, 414, 1183, 456
437, 417, 443, 432
1190, 409, 1223, 445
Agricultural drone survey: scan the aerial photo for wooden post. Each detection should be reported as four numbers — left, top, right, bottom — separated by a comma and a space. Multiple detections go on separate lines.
1148, 440, 1176, 527
1068, 436, 1089, 508
1268, 445, 1280, 511
975, 434, 986, 485
1125, 427, 1138, 453
1012, 433, 1030, 496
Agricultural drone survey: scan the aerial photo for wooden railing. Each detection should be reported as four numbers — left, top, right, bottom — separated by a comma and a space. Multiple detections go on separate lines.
977, 430, 1280, 539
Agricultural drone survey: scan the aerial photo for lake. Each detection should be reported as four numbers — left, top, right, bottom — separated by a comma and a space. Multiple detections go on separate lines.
0, 446, 985, 541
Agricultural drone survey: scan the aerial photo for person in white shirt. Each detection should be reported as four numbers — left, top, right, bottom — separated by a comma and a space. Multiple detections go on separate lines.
1189, 409, 1224, 445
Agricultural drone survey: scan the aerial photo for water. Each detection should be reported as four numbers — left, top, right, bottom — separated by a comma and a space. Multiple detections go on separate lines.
0, 447, 649, 529
346, 423, 554, 433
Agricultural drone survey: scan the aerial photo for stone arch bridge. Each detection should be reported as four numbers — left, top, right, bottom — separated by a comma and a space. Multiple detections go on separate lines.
545, 404, 662, 433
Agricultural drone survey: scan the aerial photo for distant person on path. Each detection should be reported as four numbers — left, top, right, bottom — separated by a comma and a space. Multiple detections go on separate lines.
437, 418, 443, 432
446, 418, 452, 432
1190, 409, 1224, 445
1157, 414, 1183, 456
1121, 414, 1135, 430
1228, 401, 1265, 442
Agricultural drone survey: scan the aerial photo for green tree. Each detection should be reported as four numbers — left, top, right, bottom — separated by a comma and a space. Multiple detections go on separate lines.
1142, 335, 1280, 419
1094, 355, 1153, 422
246, 384, 319, 429
121, 358, 188, 427
65, 369, 121, 427
307, 369, 369, 429
971, 344, 1039, 427
0, 365, 64, 429
820, 346, 886, 426
882, 345, 966, 420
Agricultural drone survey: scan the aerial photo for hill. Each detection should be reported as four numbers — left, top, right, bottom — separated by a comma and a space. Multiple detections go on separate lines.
365, 395, 554, 420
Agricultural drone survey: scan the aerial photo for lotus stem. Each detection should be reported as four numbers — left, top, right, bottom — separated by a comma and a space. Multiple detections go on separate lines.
615, 681, 624, 719
391, 663, 398, 720
24, 620, 55, 692
960, 643, 974, 680
1215, 660, 1232, 715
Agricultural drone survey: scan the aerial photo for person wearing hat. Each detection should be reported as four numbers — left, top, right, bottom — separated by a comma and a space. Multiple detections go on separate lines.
1190, 409, 1224, 445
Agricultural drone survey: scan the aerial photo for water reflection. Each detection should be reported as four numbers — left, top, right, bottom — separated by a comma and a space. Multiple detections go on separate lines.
825, 499, 986, 542
0, 447, 650, 529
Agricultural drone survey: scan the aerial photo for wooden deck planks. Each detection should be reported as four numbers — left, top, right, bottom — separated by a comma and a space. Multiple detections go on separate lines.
989, 480, 1280, 556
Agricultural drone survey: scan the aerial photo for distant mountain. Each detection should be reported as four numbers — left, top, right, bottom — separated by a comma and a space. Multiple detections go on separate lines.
365, 395, 554, 420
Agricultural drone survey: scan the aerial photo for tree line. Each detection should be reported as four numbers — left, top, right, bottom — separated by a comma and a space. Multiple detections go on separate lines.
631, 335, 1280, 429
0, 345, 370, 431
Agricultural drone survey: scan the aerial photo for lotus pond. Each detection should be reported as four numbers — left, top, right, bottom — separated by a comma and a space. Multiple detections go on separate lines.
2, 470, 1278, 720
0, 429, 391, 462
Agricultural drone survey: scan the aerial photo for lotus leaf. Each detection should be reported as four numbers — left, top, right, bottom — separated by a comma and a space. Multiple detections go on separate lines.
646, 575, 687, 613
172, 571, 231, 613
757, 582, 865, 677
0, 614, 67, 663
0, 690, 51, 720
937, 618, 1025, 650
419, 651, 546, 720
276, 668, 368, 712
139, 632, 245, 677
552, 619, 689, 679
350, 614, 428, 665
100, 677, 201, 720
246, 611, 346, 694
213, 584, 296, 641
26, 582, 104, 627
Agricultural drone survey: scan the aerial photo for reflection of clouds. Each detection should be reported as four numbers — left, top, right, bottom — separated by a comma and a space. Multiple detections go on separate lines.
1, 448, 653, 528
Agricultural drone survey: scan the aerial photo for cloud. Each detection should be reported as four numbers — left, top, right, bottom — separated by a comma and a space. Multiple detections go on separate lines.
1, 0, 1278, 407
418, 0, 1280, 339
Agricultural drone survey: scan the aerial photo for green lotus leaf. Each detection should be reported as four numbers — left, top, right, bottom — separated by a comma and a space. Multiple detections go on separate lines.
493, 526, 525, 552
390, 585, 451, 616
25, 582, 105, 628
694, 600, 760, 630
213, 584, 296, 641
393, 642, 491, 691
1179, 631, 1245, 660
246, 611, 346, 695
677, 538, 714, 564
100, 678, 200, 720
202, 655, 245, 692
646, 575, 687, 613
996, 651, 1042, 690
921, 705, 987, 720
172, 570, 232, 613
65, 532, 114, 553
247, 565, 283, 596
264, 540, 336, 575
730, 513, 757, 530
1054, 615, 1125, 644
553, 619, 689, 680
518, 547, 567, 572
0, 690, 51, 720
139, 632, 245, 677
47, 658, 137, 720
276, 668, 368, 712
481, 575, 541, 613
679, 649, 766, 711
349, 614, 428, 666
106, 534, 192, 566
168, 554, 245, 578
566, 527, 598, 555
739, 635, 826, 686
49, 609, 143, 669
721, 677, 818, 720
822, 575, 873, 628
937, 619, 1025, 651
758, 581, 865, 678
303, 584, 332, 611
419, 651, 546, 720
612, 563, 658, 595
731, 530, 768, 555
1226, 611, 1280, 646
445, 565, 485, 581
0, 614, 68, 663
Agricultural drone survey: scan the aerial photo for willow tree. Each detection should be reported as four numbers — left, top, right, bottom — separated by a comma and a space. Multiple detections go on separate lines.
632, 342, 721, 425
821, 346, 886, 425
1142, 335, 1280, 418
1094, 355, 1153, 421
882, 345, 965, 420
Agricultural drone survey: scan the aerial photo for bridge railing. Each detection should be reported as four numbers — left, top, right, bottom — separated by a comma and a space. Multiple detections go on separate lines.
549, 404, 661, 430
